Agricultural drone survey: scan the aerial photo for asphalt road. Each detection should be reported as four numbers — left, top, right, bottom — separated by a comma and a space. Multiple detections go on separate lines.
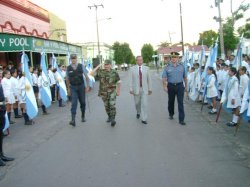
0, 70, 249, 187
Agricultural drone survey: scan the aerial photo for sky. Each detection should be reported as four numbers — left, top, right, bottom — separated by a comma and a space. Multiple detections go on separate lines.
30, 0, 250, 55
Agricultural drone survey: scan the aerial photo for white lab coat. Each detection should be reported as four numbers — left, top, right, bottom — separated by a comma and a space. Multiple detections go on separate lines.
1, 77, 15, 104
221, 76, 241, 108
239, 74, 249, 98
206, 74, 218, 98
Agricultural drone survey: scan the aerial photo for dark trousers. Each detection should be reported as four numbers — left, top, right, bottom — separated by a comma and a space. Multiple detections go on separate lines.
0, 111, 5, 154
168, 83, 185, 122
70, 83, 86, 115
50, 84, 56, 102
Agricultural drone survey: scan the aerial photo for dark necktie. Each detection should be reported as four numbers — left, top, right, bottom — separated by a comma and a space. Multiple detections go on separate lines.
139, 66, 142, 87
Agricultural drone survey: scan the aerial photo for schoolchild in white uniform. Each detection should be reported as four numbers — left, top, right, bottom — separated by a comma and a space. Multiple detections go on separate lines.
206, 67, 218, 114
10, 69, 22, 119
239, 66, 249, 99
221, 67, 241, 127
1, 70, 15, 124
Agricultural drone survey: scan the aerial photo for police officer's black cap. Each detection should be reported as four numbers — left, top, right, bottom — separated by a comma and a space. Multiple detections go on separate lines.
70, 54, 77, 59
170, 51, 180, 57
104, 59, 112, 64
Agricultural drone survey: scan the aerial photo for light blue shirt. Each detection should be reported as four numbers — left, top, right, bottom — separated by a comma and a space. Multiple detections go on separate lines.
162, 62, 186, 83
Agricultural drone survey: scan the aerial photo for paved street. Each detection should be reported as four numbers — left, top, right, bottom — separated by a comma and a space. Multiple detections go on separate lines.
0, 70, 250, 187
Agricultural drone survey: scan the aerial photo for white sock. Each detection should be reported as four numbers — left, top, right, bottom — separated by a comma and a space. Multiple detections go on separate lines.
232, 114, 239, 123
212, 108, 217, 112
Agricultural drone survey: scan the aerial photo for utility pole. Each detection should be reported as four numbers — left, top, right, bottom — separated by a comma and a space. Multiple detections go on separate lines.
179, 3, 184, 56
88, 4, 104, 64
215, 0, 225, 59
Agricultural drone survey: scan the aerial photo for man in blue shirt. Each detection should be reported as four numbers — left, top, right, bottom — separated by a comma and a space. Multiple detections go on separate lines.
162, 52, 187, 125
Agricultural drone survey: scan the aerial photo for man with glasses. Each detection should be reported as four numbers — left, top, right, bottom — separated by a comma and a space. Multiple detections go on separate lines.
162, 52, 187, 125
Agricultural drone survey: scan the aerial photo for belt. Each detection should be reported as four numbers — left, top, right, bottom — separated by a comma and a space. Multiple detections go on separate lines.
168, 82, 183, 86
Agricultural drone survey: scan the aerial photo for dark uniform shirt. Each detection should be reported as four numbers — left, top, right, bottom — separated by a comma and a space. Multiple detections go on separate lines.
162, 62, 187, 83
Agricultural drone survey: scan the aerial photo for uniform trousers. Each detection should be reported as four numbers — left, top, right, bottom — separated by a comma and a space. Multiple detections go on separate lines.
0, 110, 5, 154
167, 83, 185, 122
70, 83, 86, 115
134, 88, 148, 121
101, 91, 116, 119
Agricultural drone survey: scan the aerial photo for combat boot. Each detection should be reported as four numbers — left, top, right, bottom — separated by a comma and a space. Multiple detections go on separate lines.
69, 114, 76, 126
110, 117, 116, 127
81, 112, 86, 122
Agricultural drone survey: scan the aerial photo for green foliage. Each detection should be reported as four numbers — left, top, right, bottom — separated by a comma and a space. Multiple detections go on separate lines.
141, 44, 154, 64
157, 41, 171, 48
238, 22, 250, 38
112, 42, 134, 65
223, 20, 239, 54
198, 30, 218, 47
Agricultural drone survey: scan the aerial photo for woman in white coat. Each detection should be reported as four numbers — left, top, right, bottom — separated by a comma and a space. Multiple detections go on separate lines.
221, 67, 241, 126
206, 67, 218, 114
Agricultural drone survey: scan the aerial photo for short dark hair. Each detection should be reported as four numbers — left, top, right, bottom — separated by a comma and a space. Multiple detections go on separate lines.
230, 67, 237, 75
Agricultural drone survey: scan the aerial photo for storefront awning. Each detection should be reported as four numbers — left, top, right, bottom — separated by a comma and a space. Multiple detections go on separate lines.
0, 33, 81, 56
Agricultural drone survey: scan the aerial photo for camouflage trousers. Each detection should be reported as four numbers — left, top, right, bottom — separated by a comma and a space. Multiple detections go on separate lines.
100, 91, 117, 119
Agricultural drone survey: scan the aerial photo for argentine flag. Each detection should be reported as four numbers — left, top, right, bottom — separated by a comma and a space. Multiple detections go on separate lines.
52, 55, 68, 101
85, 59, 95, 88
40, 52, 52, 108
21, 52, 38, 119
2, 112, 9, 132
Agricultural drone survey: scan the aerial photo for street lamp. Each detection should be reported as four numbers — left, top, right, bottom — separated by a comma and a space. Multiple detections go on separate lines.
88, 4, 104, 64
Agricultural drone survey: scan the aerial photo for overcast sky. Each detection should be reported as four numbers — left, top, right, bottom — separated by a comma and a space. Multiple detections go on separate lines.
30, 0, 250, 55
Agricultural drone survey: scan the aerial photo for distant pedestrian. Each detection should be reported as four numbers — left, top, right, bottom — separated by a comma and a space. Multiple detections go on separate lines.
162, 52, 187, 125
66, 54, 90, 126
89, 59, 121, 126
129, 56, 152, 124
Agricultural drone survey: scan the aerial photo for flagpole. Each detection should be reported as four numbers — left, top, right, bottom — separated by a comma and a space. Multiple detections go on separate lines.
179, 2, 184, 56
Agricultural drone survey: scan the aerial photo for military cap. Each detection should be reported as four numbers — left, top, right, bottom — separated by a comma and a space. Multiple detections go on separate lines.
70, 54, 77, 59
170, 51, 180, 57
104, 59, 112, 64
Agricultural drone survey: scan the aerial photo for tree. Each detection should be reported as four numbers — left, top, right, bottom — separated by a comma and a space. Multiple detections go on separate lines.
238, 22, 250, 38
141, 44, 154, 64
157, 41, 171, 48
198, 30, 218, 47
112, 42, 134, 65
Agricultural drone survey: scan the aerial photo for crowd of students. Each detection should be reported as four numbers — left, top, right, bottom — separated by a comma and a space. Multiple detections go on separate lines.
187, 54, 250, 127
0, 62, 67, 128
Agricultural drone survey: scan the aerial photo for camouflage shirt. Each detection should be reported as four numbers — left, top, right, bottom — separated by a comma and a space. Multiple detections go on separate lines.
97, 69, 120, 96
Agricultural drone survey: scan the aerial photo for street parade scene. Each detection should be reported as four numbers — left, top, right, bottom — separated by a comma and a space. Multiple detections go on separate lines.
0, 0, 250, 186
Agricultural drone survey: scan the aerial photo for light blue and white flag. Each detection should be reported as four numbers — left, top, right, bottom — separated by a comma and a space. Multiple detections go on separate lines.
66, 52, 71, 66
40, 52, 52, 108
2, 112, 9, 132
21, 52, 38, 119
85, 58, 95, 88
190, 48, 195, 67
52, 55, 68, 101
233, 34, 244, 70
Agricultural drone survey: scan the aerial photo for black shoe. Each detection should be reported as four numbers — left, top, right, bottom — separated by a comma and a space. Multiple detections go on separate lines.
59, 104, 65, 107
69, 120, 75, 127
226, 122, 237, 127
0, 159, 5, 166
15, 115, 23, 118
106, 117, 111, 123
24, 121, 33, 125
81, 117, 86, 122
10, 120, 15, 124
136, 114, 140, 119
169, 116, 173, 120
43, 111, 50, 115
179, 121, 186, 125
1, 155, 14, 162
111, 120, 116, 127
141, 120, 147, 124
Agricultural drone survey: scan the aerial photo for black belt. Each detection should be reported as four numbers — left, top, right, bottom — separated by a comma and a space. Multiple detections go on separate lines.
168, 82, 183, 86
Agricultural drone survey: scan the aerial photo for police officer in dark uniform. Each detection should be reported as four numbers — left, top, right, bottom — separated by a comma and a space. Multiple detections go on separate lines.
162, 52, 187, 125
0, 83, 14, 166
66, 54, 90, 127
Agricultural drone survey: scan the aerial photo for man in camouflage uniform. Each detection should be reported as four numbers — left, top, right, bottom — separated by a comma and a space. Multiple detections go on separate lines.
90, 59, 121, 126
